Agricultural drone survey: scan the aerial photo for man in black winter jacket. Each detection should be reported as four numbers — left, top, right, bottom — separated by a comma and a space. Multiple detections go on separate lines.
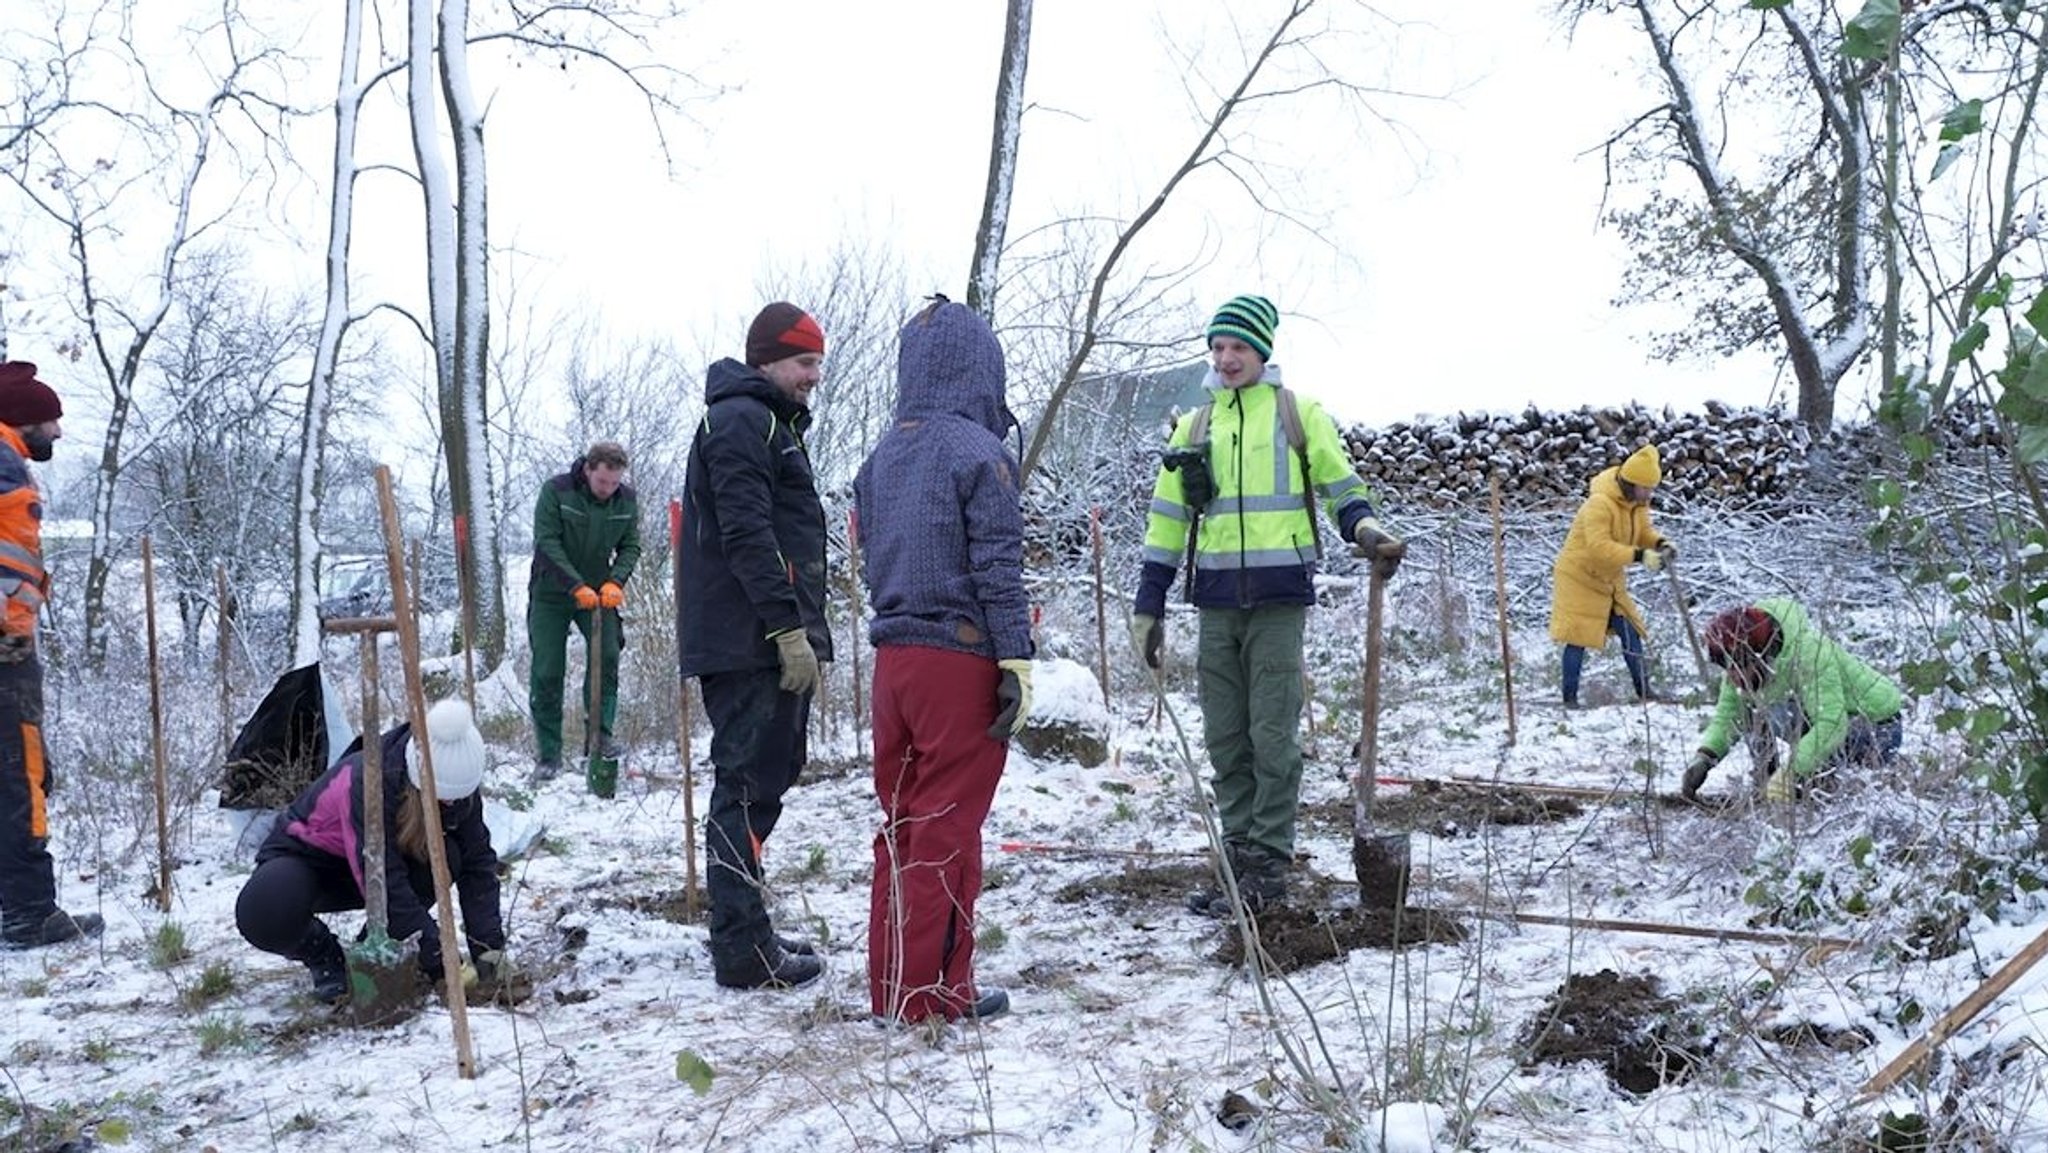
678, 302, 830, 991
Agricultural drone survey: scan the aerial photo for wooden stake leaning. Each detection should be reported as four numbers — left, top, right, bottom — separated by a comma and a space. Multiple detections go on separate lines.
1666, 561, 1716, 694
1488, 475, 1518, 745
1857, 921, 2048, 1101
142, 536, 172, 913
375, 465, 475, 1079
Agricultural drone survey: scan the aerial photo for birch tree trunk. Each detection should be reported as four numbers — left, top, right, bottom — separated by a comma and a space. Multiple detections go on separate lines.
289, 0, 369, 668
965, 0, 1033, 318
407, 0, 505, 665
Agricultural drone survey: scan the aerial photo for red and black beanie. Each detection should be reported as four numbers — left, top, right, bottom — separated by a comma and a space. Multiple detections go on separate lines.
744, 302, 826, 368
0, 362, 63, 427
1703, 605, 1778, 666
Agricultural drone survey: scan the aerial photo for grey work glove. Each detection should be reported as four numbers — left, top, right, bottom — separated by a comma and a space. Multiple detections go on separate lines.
1130, 613, 1163, 671
1352, 518, 1405, 580
1681, 751, 1716, 801
989, 659, 1034, 740
772, 628, 820, 695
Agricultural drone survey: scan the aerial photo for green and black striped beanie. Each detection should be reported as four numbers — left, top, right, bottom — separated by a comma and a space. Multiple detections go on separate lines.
1205, 294, 1279, 360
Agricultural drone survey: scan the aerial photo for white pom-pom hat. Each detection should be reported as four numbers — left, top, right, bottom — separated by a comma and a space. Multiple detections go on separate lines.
407, 699, 487, 800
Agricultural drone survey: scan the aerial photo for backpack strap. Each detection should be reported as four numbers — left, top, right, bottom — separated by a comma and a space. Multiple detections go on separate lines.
1275, 387, 1320, 559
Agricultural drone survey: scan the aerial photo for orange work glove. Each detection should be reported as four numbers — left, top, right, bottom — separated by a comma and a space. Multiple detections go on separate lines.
571, 585, 600, 612
598, 581, 625, 609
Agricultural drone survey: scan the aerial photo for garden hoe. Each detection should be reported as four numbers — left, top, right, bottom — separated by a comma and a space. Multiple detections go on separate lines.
586, 606, 619, 799
1352, 538, 1411, 911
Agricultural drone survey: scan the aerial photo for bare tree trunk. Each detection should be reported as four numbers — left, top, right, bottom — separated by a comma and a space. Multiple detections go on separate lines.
439, 0, 506, 665
966, 0, 1033, 317
290, 0, 368, 668
408, 0, 506, 665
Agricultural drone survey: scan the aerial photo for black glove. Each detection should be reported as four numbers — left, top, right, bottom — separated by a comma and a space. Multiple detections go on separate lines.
0, 633, 33, 664
1681, 751, 1716, 801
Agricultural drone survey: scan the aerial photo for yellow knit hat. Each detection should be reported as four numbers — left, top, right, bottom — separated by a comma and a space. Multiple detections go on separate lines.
1618, 445, 1662, 487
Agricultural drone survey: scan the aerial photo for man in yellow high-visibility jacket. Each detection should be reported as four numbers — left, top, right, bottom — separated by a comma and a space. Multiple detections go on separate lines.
1130, 294, 1400, 916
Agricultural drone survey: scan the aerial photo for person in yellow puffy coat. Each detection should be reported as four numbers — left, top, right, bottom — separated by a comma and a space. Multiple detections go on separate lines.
1548, 445, 1675, 708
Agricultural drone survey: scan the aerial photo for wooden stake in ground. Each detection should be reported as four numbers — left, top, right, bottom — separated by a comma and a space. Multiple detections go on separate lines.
1488, 475, 1518, 745
1091, 505, 1109, 706
142, 536, 172, 913
1352, 539, 1410, 910
214, 563, 231, 761
374, 465, 474, 1080
1857, 920, 2048, 1101
845, 507, 865, 745
670, 498, 699, 918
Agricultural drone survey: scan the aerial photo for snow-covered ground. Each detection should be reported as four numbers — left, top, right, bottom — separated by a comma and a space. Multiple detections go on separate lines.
7, 510, 2047, 1152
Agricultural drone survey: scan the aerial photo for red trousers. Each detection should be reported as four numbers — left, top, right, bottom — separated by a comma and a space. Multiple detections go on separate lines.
868, 645, 1008, 1021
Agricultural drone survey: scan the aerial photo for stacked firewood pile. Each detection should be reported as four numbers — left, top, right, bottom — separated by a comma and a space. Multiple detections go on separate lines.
1340, 400, 2007, 511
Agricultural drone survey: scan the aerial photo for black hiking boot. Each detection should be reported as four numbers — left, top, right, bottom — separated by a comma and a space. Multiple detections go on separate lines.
1187, 841, 1251, 915
962, 987, 1010, 1021
775, 933, 818, 957
1, 909, 104, 950
716, 946, 823, 991
296, 927, 350, 1005
532, 757, 564, 784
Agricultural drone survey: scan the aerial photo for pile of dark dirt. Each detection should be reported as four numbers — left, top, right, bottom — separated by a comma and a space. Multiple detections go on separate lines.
1212, 898, 1467, 972
1300, 783, 1585, 840
1519, 969, 1714, 1094
1053, 862, 1210, 910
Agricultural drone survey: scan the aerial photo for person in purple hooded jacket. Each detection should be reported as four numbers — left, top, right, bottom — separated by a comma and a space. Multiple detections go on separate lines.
854, 296, 1033, 1025
234, 700, 506, 1003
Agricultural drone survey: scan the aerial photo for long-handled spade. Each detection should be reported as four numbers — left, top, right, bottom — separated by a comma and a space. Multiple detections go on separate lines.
1352, 539, 1411, 911
585, 606, 618, 799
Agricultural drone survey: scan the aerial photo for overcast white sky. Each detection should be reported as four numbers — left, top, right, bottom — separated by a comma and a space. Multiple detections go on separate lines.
7, 0, 1808, 432
430, 0, 1798, 429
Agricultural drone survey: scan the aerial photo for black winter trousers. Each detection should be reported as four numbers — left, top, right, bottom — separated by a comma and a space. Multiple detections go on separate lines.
235, 851, 439, 967
0, 657, 57, 939
698, 668, 809, 983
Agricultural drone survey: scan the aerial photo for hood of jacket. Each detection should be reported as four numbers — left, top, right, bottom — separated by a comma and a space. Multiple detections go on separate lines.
705, 357, 810, 427
894, 300, 1012, 438
1588, 464, 1646, 506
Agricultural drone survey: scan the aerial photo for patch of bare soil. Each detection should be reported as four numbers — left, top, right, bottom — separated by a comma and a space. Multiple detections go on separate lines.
1212, 899, 1468, 972
589, 886, 707, 925
1057, 862, 1465, 972
1300, 782, 1584, 840
1519, 969, 1713, 1095
1053, 862, 1211, 910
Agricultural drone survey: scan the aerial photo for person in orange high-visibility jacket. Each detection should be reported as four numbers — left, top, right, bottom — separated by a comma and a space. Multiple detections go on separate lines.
0, 361, 102, 950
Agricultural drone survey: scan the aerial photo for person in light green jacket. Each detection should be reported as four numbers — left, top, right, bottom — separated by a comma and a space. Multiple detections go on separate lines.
1681, 597, 1905, 802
